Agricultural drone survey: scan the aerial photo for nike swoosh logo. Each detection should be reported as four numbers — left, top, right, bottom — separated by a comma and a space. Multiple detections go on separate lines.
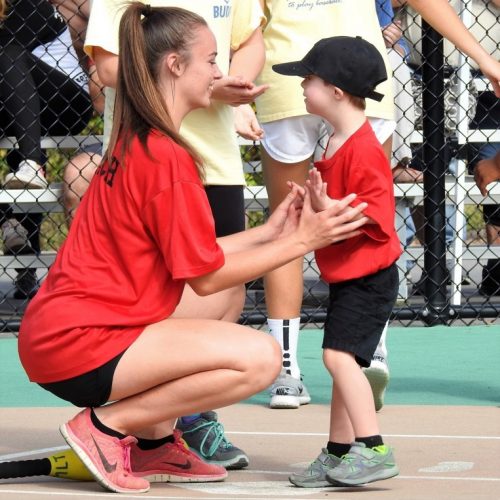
162, 460, 192, 470
91, 435, 118, 473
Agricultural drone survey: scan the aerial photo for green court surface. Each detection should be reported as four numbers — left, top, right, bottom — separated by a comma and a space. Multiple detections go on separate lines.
1, 324, 499, 408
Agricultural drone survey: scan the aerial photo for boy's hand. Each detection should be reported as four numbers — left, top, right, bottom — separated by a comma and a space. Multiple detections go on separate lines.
306, 167, 334, 212
297, 192, 369, 249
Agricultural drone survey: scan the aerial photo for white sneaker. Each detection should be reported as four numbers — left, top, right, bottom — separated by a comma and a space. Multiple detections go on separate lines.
363, 356, 390, 412
269, 370, 311, 409
1, 218, 33, 254
4, 159, 48, 189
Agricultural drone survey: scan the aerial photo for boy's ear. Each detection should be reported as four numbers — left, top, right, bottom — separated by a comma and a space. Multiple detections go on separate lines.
331, 85, 344, 100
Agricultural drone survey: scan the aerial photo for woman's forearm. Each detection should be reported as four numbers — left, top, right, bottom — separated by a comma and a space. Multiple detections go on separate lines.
406, 0, 491, 66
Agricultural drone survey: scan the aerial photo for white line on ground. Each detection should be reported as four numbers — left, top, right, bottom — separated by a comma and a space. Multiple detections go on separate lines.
237, 470, 500, 481
0, 446, 68, 461
226, 431, 500, 440
397, 475, 500, 482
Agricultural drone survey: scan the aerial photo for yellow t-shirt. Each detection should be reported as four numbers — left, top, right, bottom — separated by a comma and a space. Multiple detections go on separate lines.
85, 0, 264, 185
255, 0, 394, 123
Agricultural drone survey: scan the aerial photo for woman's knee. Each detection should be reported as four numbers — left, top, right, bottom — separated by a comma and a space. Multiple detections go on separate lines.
244, 333, 282, 390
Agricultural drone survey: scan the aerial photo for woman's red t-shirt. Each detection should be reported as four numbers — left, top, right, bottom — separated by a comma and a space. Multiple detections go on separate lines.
18, 132, 224, 383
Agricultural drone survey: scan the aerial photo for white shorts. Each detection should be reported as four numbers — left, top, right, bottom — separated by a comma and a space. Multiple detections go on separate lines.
261, 115, 396, 164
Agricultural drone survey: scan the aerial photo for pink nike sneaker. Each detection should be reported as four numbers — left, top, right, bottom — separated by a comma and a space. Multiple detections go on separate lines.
60, 408, 150, 493
131, 430, 228, 482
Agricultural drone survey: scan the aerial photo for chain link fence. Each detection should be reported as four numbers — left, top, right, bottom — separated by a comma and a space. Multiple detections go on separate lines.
0, 0, 499, 331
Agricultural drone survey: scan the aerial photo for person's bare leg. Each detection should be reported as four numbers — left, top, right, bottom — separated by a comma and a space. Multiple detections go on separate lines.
323, 349, 379, 438
63, 152, 100, 225
173, 282, 245, 323
94, 319, 281, 437
262, 148, 310, 386
323, 349, 399, 486
329, 383, 354, 445
381, 135, 392, 162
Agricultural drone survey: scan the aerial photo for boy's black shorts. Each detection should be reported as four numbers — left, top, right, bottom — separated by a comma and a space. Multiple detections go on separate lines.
323, 263, 399, 367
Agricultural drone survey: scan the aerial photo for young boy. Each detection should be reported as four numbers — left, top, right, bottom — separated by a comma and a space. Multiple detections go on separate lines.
273, 36, 401, 487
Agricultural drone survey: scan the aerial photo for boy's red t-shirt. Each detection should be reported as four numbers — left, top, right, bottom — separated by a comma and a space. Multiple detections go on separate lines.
18, 132, 224, 383
314, 121, 401, 283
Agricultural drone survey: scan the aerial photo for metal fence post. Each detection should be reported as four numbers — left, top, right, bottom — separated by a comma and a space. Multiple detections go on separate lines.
421, 21, 449, 325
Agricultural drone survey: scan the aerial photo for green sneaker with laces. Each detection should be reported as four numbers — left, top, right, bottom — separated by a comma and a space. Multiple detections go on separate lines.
289, 448, 342, 488
175, 412, 249, 470
326, 442, 399, 486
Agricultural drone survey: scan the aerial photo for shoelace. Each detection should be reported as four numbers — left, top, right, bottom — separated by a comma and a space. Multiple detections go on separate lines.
186, 420, 231, 459
120, 437, 136, 476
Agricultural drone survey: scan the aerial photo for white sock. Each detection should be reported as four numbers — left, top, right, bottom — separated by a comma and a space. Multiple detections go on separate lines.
267, 317, 301, 379
373, 322, 388, 363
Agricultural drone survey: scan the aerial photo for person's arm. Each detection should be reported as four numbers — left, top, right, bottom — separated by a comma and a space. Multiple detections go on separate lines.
88, 61, 105, 115
92, 46, 118, 88
210, 27, 269, 106
229, 26, 265, 83
187, 192, 368, 295
50, 0, 90, 65
403, 0, 500, 95
474, 152, 500, 197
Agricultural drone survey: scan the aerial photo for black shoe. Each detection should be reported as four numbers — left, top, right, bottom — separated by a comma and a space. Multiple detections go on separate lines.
13, 269, 39, 300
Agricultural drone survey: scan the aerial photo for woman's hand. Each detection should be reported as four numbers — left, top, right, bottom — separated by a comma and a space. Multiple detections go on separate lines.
296, 191, 369, 250
265, 183, 303, 240
234, 104, 264, 141
211, 75, 269, 106
477, 56, 500, 98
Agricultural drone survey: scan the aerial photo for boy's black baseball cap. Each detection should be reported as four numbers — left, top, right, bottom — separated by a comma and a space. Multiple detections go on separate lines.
272, 36, 387, 102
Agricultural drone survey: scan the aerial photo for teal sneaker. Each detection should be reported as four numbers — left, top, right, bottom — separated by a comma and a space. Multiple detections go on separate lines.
326, 442, 399, 486
175, 412, 249, 470
289, 449, 342, 488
